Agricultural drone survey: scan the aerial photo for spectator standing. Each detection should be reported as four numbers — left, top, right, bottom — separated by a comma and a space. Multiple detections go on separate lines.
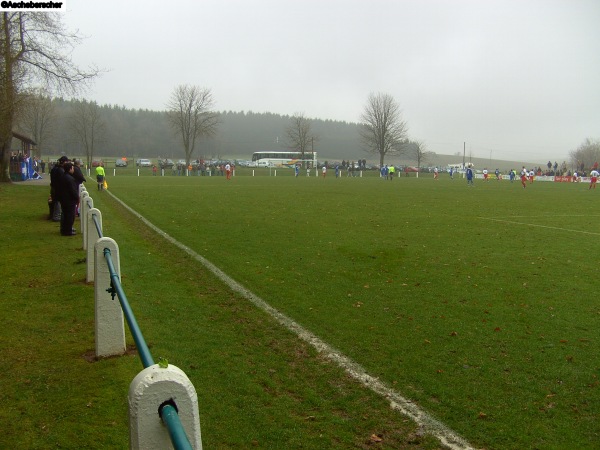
73, 159, 85, 186
50, 156, 68, 221
72, 159, 85, 217
60, 162, 79, 236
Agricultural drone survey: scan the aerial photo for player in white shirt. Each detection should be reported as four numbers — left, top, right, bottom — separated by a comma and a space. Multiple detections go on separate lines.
589, 169, 599, 189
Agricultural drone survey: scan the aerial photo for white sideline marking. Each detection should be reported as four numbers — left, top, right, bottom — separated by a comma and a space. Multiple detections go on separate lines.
106, 190, 474, 450
480, 217, 600, 236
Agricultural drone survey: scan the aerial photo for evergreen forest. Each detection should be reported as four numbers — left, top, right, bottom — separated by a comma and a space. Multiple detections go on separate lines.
36, 99, 365, 163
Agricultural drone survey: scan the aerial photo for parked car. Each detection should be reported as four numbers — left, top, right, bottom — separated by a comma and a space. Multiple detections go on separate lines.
92, 159, 104, 167
115, 158, 128, 167
136, 159, 151, 167
159, 158, 174, 169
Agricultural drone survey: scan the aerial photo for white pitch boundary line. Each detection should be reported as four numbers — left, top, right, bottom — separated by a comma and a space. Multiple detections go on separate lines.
480, 217, 600, 236
105, 189, 475, 450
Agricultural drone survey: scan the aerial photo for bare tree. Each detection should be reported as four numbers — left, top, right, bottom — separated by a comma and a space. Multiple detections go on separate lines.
166, 85, 219, 165
569, 138, 600, 171
285, 112, 317, 166
18, 89, 55, 158
70, 99, 105, 167
404, 140, 435, 172
0, 12, 98, 182
359, 92, 409, 167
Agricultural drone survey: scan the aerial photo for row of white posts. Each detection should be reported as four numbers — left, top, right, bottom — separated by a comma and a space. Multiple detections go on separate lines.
86, 168, 221, 177
86, 167, 366, 177
79, 185, 202, 450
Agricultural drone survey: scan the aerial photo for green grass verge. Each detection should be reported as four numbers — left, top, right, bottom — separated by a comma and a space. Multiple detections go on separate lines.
0, 182, 441, 449
91, 172, 599, 449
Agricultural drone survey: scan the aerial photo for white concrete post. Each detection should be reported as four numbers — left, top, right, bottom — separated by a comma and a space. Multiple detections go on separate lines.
80, 191, 89, 239
87, 208, 102, 283
94, 236, 126, 358
129, 364, 202, 450
81, 196, 94, 250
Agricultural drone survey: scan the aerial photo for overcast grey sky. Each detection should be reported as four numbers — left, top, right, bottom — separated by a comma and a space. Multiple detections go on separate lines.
63, 0, 600, 162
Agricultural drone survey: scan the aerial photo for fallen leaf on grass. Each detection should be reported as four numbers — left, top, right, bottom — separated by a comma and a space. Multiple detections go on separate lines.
370, 434, 383, 443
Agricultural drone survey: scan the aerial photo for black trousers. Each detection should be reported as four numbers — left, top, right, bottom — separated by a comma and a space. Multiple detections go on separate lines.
60, 202, 76, 235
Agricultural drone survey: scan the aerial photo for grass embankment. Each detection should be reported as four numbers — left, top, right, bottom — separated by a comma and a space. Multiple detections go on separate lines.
0, 182, 440, 449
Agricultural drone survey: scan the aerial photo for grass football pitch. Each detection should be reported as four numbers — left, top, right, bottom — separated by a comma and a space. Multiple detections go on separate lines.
93, 170, 599, 449
2, 169, 598, 449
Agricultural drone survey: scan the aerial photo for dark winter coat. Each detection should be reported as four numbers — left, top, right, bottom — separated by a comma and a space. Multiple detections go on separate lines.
61, 171, 79, 207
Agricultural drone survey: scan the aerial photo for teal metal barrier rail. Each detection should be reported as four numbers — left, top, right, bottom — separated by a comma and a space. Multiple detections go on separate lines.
91, 211, 103, 239
91, 213, 195, 450
103, 248, 154, 369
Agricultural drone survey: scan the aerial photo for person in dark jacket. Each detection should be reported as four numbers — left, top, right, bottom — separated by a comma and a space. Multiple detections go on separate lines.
73, 159, 86, 185
60, 162, 80, 236
49, 156, 68, 221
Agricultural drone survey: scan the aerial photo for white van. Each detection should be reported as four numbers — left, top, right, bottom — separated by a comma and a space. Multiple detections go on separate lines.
136, 159, 151, 167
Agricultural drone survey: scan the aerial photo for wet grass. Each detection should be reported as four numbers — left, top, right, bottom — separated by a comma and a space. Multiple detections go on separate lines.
0, 181, 440, 449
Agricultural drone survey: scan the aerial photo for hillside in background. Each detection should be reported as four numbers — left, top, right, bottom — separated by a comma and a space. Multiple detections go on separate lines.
32, 99, 557, 170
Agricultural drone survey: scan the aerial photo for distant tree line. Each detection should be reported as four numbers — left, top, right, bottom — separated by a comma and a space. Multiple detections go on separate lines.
15, 97, 367, 163
14, 90, 595, 171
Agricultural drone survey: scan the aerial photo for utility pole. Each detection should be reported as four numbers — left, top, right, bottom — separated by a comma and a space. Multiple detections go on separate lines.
463, 142, 465, 168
